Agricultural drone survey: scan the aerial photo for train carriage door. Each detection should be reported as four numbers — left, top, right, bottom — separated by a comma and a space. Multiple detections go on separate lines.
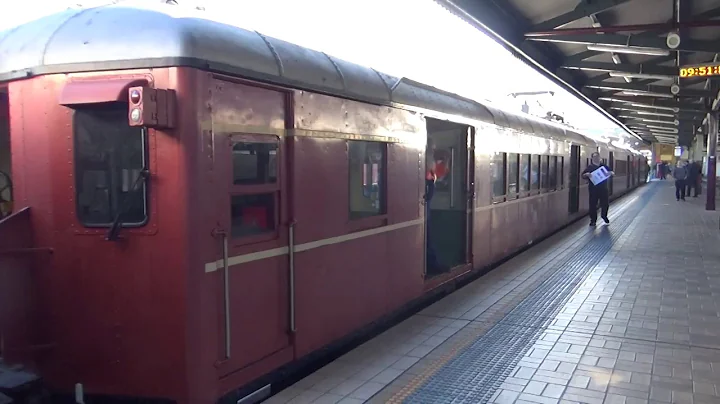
608, 152, 615, 196
466, 126, 475, 266
568, 145, 580, 214
0, 89, 10, 219
424, 118, 471, 279
627, 156, 632, 188
210, 79, 292, 378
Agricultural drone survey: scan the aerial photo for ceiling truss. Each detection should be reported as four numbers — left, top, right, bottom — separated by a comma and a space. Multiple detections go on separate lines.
437, 0, 720, 146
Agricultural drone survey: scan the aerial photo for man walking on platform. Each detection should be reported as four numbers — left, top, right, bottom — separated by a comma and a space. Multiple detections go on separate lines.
673, 160, 688, 201
582, 152, 615, 226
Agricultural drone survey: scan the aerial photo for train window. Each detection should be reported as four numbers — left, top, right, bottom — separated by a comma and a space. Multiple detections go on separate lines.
548, 156, 557, 190
520, 154, 531, 192
540, 156, 549, 190
232, 140, 278, 185
231, 193, 276, 238
73, 103, 148, 227
507, 153, 519, 196
349, 141, 386, 220
531, 155, 540, 190
559, 157, 564, 188
229, 134, 281, 240
491, 152, 506, 198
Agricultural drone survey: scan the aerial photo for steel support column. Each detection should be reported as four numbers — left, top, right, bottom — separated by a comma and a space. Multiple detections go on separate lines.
706, 112, 717, 211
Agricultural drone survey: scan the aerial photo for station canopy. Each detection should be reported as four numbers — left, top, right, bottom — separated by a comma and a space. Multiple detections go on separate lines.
437, 0, 720, 146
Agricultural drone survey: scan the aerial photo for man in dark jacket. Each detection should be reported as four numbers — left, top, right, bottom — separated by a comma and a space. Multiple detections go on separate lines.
582, 152, 615, 226
673, 161, 688, 201
686, 160, 700, 198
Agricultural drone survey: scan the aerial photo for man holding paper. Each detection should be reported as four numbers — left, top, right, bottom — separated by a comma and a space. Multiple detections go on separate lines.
581, 151, 615, 226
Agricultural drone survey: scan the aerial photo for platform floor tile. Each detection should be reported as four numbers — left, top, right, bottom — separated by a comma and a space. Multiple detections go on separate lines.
265, 181, 720, 404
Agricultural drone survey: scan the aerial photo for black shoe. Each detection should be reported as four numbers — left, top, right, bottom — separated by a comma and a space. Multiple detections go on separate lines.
602, 217, 609, 224
589, 222, 596, 226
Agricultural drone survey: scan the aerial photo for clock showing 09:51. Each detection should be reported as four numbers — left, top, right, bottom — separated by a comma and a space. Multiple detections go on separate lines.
679, 64, 720, 78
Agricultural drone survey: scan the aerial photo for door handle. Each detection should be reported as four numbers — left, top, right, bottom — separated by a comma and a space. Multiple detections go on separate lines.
212, 227, 231, 359
288, 221, 297, 333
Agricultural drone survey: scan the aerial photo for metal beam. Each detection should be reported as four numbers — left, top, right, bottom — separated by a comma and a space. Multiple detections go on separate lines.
620, 111, 704, 122
608, 103, 707, 117
532, 0, 632, 31
585, 82, 712, 98
436, 0, 644, 141
599, 96, 709, 111
528, 34, 719, 53
562, 61, 679, 76
526, 20, 720, 37
563, 6, 720, 63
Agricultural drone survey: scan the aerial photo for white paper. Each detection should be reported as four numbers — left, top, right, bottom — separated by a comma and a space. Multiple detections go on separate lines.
589, 166, 610, 185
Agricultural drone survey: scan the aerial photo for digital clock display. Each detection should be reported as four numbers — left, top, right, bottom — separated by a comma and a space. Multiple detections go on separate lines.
679, 64, 720, 78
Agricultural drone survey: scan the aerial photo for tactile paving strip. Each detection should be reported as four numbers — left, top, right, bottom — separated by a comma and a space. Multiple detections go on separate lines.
403, 186, 658, 403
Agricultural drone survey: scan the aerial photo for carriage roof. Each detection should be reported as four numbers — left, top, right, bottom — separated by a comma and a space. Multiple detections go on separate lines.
0, 1, 614, 149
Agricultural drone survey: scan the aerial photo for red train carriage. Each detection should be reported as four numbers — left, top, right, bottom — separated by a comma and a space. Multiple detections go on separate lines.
0, 3, 647, 403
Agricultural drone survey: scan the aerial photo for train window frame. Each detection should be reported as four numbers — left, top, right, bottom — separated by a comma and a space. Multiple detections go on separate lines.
540, 155, 550, 192
72, 102, 149, 228
507, 153, 520, 199
348, 140, 388, 228
519, 154, 531, 196
531, 155, 540, 193
228, 134, 282, 244
491, 152, 507, 203
548, 156, 558, 191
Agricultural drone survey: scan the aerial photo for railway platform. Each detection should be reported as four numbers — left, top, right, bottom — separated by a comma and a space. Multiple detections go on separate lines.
264, 180, 720, 404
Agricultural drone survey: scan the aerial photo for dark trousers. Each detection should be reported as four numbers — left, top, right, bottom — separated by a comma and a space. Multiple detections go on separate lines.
675, 179, 686, 200
589, 188, 609, 223
685, 178, 698, 197
425, 180, 439, 271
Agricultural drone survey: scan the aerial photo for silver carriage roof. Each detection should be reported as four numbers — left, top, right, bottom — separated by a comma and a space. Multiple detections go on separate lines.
0, 1, 604, 148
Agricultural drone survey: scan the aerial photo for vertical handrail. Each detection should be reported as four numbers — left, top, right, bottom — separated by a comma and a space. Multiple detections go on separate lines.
222, 232, 231, 359
289, 222, 296, 333
449, 147, 455, 208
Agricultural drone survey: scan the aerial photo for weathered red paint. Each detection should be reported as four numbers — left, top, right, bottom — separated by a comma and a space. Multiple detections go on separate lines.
58, 77, 150, 106
1, 64, 648, 404
0, 208, 43, 367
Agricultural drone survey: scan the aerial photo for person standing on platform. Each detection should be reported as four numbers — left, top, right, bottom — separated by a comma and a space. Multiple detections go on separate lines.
582, 152, 615, 226
686, 160, 700, 198
424, 139, 440, 272
673, 160, 688, 201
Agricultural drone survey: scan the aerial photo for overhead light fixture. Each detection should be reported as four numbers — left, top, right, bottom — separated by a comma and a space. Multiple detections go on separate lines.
629, 103, 680, 112
646, 125, 679, 133
587, 44, 671, 56
599, 97, 633, 103
609, 72, 675, 81
618, 115, 679, 126
611, 108, 675, 118
630, 124, 677, 132
620, 90, 675, 98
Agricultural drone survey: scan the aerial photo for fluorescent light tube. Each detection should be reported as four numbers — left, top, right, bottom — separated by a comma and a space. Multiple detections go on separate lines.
587, 44, 670, 56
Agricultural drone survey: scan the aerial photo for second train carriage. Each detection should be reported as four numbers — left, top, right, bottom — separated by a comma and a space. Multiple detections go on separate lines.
0, 3, 647, 403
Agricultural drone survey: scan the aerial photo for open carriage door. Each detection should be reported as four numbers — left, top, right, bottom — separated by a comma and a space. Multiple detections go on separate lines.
568, 145, 580, 214
608, 151, 615, 196
466, 126, 475, 267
